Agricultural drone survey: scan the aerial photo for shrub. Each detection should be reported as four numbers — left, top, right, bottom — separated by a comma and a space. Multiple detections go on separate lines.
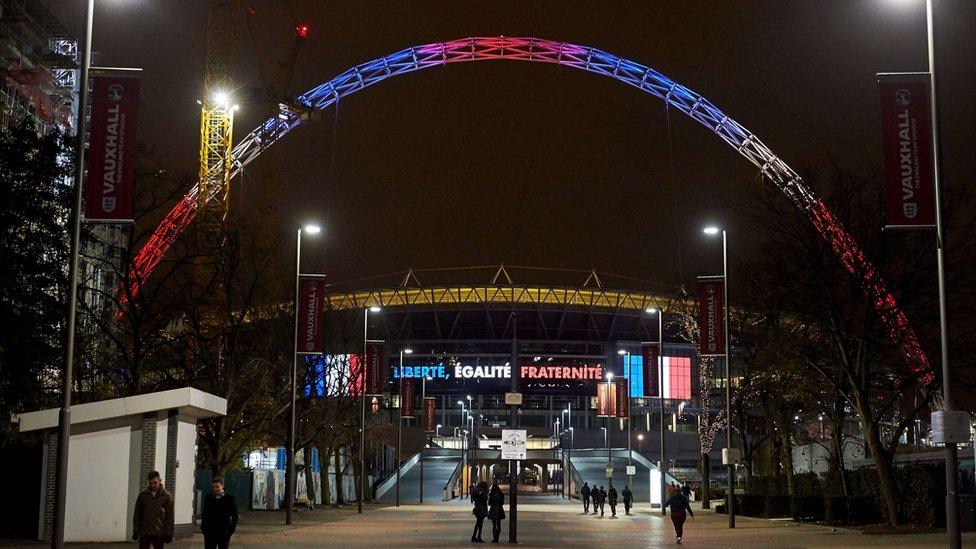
765, 495, 792, 518
791, 496, 825, 521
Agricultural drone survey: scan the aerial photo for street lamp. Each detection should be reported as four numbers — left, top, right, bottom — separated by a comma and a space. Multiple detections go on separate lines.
458, 400, 467, 498
638, 434, 644, 453
881, 1, 957, 546
646, 306, 667, 515
396, 348, 412, 507
618, 349, 634, 482
420, 372, 431, 504
287, 223, 322, 525
704, 225, 734, 528
359, 305, 381, 514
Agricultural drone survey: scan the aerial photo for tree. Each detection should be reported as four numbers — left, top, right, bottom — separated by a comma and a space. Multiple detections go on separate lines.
0, 124, 72, 444
669, 291, 725, 509
738, 166, 972, 524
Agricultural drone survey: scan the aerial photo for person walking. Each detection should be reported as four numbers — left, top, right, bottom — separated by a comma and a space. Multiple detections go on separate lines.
471, 481, 488, 543
664, 485, 695, 544
608, 485, 618, 517
580, 482, 591, 514
201, 475, 239, 549
596, 486, 606, 517
622, 485, 633, 515
132, 471, 174, 549
487, 482, 506, 543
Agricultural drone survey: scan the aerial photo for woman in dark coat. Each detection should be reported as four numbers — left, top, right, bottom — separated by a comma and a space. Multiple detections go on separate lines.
664, 485, 695, 543
471, 481, 489, 543
487, 482, 506, 543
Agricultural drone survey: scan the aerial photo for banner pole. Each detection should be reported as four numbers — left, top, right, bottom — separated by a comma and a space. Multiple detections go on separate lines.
52, 1, 93, 545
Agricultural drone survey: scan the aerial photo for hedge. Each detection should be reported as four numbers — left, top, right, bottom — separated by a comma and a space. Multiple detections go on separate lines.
741, 463, 947, 527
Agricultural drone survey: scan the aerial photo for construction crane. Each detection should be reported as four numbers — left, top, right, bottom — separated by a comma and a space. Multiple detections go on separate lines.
198, 0, 237, 226
118, 1, 309, 312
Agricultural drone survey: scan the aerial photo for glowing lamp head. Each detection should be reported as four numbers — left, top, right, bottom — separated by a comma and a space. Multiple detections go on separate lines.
303, 224, 322, 234
646, 307, 658, 314
212, 90, 230, 106
607, 372, 614, 381
617, 349, 626, 355
457, 400, 464, 406
403, 348, 413, 354
703, 226, 721, 235
638, 434, 644, 440
369, 305, 382, 313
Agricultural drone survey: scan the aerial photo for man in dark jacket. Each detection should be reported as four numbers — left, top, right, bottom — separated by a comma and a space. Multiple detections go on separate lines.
580, 482, 591, 514
622, 485, 633, 515
133, 471, 174, 549
607, 485, 618, 517
596, 486, 606, 516
201, 475, 239, 549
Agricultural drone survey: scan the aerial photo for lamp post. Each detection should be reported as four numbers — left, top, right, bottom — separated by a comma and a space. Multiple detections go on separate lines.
420, 373, 429, 503
359, 305, 381, 514
705, 225, 734, 528
646, 306, 668, 515
396, 348, 412, 507
881, 1, 958, 545
52, 3, 93, 545
458, 400, 467, 498
618, 350, 633, 480
286, 224, 321, 525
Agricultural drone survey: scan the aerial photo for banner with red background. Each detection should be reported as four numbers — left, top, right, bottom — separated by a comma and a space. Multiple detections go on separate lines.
85, 76, 139, 222
642, 344, 659, 398
614, 378, 629, 418
697, 277, 726, 356
879, 73, 936, 228
296, 277, 325, 354
400, 379, 416, 418
364, 341, 385, 395
422, 397, 437, 432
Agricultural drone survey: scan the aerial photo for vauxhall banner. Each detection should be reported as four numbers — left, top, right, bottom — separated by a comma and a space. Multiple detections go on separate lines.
363, 341, 385, 396
296, 277, 325, 354
878, 73, 936, 229
697, 277, 726, 356
400, 378, 416, 418
85, 76, 140, 223
642, 344, 660, 398
596, 382, 611, 417
422, 397, 437, 432
614, 378, 629, 419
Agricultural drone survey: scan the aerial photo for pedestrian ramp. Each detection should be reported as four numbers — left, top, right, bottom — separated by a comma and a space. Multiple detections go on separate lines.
376, 451, 461, 504
569, 449, 680, 508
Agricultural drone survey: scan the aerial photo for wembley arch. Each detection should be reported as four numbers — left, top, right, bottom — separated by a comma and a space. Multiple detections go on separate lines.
128, 36, 932, 380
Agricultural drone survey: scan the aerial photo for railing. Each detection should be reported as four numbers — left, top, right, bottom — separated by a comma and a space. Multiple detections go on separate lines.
374, 451, 421, 499
443, 458, 463, 501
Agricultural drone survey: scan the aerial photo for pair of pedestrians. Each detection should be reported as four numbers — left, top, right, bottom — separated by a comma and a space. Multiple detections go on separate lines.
132, 471, 238, 549
471, 481, 506, 543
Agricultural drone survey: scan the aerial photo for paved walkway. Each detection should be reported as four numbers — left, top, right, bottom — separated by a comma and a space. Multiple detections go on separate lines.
6, 497, 973, 548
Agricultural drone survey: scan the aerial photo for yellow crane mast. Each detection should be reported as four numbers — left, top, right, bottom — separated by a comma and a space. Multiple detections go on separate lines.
198, 0, 237, 225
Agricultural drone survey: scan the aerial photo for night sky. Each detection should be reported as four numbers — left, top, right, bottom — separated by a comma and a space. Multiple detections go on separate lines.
55, 1, 976, 291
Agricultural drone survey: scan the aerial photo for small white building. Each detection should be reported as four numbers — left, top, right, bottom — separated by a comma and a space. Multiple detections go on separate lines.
13, 388, 226, 542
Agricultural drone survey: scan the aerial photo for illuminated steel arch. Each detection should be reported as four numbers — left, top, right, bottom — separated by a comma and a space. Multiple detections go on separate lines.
129, 36, 931, 380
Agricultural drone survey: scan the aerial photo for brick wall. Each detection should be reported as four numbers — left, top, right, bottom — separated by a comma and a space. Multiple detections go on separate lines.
165, 410, 178, 496
140, 412, 158, 483
42, 431, 57, 542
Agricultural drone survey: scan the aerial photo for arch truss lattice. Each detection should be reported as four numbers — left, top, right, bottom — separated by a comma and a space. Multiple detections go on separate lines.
127, 36, 931, 380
